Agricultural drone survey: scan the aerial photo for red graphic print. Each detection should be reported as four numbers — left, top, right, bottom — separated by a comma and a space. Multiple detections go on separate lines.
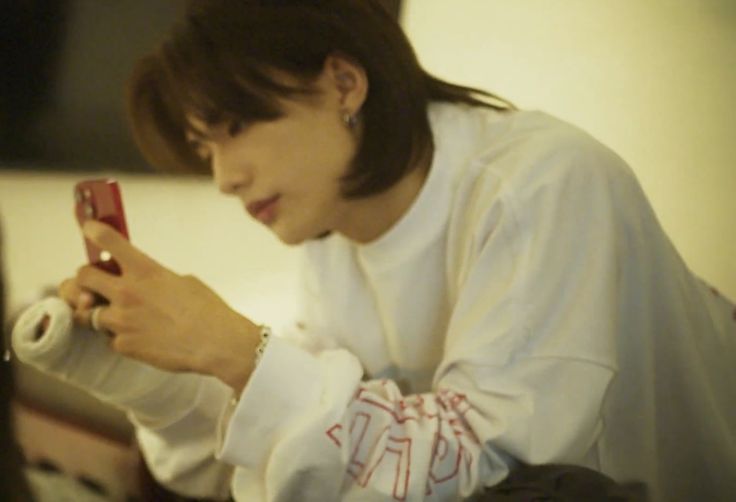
325, 384, 480, 500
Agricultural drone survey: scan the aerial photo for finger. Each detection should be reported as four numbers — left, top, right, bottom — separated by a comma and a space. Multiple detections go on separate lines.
82, 220, 158, 274
76, 264, 122, 304
58, 278, 95, 310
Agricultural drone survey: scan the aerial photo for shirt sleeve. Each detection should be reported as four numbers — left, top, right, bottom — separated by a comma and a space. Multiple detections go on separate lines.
437, 129, 628, 464
215, 133, 626, 501
132, 374, 236, 500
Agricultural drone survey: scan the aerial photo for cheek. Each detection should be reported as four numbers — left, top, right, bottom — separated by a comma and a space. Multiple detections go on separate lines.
279, 146, 348, 200
286, 182, 344, 234
299, 119, 356, 174
268, 114, 355, 199
296, 181, 342, 218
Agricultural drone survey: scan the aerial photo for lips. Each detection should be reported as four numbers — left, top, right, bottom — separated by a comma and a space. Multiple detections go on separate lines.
247, 194, 280, 223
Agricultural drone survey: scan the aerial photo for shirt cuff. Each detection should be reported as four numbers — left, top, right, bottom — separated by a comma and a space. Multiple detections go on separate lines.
215, 336, 324, 468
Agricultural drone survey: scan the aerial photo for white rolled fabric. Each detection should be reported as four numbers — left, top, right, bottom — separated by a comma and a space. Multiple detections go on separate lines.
12, 297, 75, 369
11, 297, 204, 427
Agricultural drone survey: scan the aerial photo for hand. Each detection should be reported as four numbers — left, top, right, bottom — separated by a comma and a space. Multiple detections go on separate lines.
59, 220, 261, 393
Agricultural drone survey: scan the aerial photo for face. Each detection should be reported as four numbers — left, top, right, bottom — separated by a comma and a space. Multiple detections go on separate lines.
186, 69, 361, 245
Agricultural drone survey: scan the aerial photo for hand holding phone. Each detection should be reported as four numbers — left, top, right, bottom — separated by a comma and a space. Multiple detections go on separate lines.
74, 179, 130, 275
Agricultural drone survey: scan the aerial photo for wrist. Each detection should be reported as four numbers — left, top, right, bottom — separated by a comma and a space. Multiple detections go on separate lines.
198, 311, 261, 394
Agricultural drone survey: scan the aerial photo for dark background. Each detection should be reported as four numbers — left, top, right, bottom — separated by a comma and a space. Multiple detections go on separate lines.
0, 0, 402, 173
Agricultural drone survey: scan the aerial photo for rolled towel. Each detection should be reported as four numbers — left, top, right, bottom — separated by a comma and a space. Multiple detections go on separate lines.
11, 297, 204, 427
12, 296, 75, 369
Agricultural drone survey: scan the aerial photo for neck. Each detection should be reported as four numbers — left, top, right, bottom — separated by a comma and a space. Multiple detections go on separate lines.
337, 150, 432, 244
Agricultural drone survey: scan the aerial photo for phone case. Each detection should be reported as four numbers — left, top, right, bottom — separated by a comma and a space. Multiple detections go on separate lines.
74, 179, 129, 275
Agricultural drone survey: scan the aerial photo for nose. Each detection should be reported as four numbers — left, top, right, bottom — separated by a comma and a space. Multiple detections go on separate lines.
211, 148, 253, 195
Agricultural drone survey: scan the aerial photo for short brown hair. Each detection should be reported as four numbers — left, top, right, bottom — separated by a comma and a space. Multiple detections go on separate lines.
126, 0, 514, 198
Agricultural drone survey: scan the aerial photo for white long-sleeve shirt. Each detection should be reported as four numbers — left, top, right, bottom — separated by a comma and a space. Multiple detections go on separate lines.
134, 103, 736, 501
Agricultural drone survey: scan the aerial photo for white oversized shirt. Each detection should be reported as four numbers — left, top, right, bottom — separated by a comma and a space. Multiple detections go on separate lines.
134, 103, 736, 502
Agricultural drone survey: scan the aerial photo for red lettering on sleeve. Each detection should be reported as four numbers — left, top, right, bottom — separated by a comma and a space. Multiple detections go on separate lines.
326, 424, 342, 447
324, 386, 481, 500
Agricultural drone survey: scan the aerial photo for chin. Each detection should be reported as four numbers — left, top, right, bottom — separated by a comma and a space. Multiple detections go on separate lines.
277, 235, 306, 246
272, 224, 333, 246
271, 225, 310, 246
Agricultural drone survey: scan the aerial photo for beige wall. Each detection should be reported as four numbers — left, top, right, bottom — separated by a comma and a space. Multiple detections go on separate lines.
402, 0, 736, 298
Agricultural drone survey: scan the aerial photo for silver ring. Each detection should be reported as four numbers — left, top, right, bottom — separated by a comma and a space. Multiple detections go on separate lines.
90, 306, 104, 332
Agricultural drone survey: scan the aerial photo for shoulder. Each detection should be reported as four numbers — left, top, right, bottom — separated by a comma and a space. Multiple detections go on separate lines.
430, 103, 631, 185
503, 112, 634, 198
435, 105, 640, 222
479, 109, 631, 193
440, 105, 648, 276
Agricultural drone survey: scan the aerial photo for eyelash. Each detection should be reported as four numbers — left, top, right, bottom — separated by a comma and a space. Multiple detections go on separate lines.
228, 120, 244, 137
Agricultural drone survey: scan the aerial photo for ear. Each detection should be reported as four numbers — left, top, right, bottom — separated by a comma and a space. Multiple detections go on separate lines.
323, 53, 368, 114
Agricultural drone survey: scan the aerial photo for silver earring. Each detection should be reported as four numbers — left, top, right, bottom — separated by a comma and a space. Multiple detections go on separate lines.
342, 112, 358, 129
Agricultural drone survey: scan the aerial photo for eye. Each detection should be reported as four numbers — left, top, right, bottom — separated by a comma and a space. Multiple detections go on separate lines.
227, 120, 245, 137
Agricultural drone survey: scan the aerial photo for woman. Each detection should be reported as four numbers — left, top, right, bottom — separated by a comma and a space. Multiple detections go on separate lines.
12, 1, 735, 500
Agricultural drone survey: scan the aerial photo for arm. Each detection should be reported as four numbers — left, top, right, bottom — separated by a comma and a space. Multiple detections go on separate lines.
24, 221, 262, 500
57, 220, 346, 499
217, 335, 612, 501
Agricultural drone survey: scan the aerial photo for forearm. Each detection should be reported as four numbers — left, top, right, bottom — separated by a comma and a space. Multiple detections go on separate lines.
217, 338, 512, 501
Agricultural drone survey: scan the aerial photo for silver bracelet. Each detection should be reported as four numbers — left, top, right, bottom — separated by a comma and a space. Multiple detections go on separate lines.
254, 325, 272, 366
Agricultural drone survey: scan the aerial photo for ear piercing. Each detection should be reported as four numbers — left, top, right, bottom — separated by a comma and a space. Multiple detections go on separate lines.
342, 111, 358, 129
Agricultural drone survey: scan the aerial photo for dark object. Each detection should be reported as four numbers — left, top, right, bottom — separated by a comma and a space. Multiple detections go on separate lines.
479, 464, 648, 502
0, 0, 69, 161
0, 220, 35, 500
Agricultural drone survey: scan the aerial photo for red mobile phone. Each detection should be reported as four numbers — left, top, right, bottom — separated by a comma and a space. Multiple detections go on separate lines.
74, 179, 129, 275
